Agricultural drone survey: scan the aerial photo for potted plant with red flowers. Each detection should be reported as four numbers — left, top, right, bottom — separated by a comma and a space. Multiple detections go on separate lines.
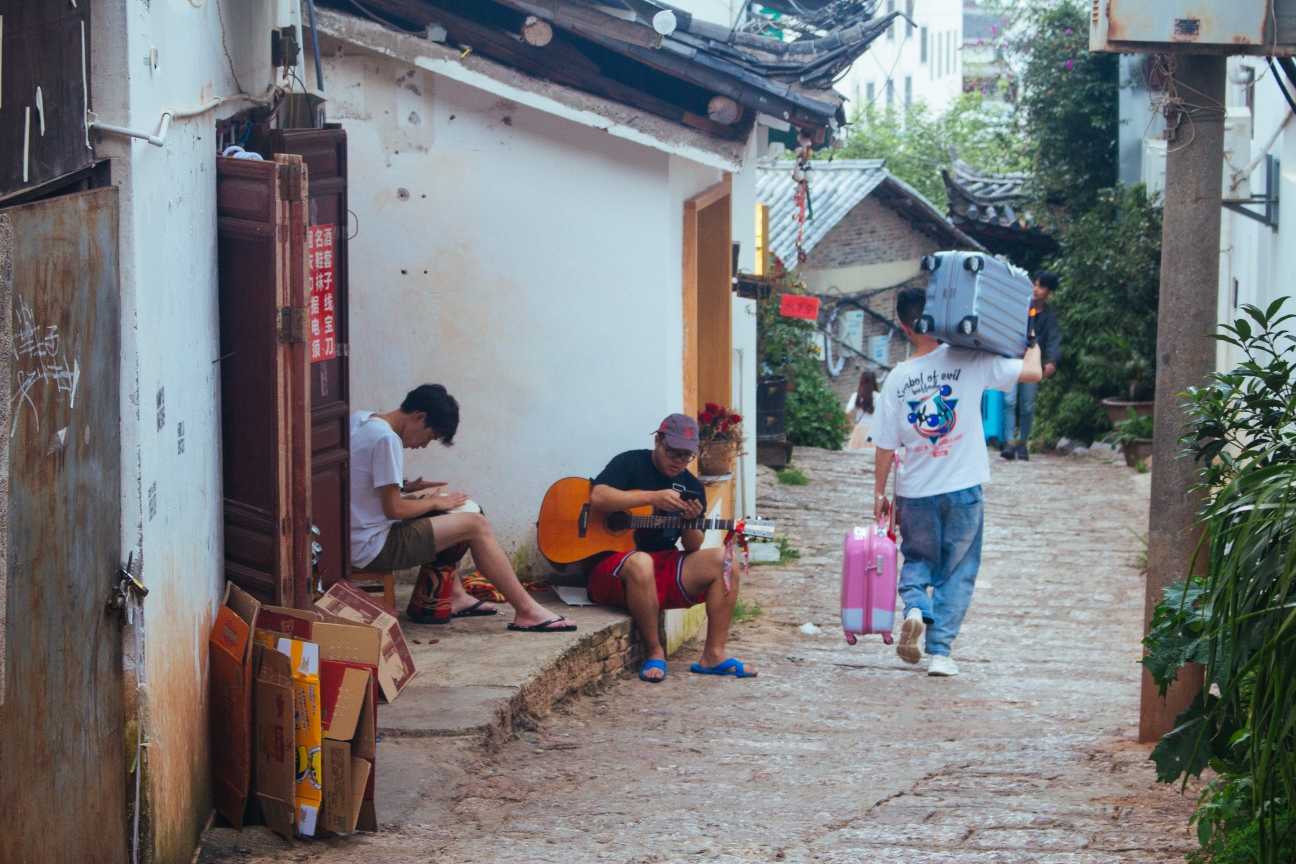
697, 403, 745, 476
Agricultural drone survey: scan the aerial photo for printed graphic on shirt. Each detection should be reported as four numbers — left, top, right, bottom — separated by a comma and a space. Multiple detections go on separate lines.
907, 385, 959, 445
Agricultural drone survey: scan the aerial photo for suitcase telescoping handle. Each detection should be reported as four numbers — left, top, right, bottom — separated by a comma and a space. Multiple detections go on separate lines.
1027, 307, 1038, 349
879, 452, 898, 542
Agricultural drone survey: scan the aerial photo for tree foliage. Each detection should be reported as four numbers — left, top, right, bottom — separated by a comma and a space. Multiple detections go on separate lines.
1013, 0, 1120, 214
1031, 184, 1163, 444
834, 95, 1031, 205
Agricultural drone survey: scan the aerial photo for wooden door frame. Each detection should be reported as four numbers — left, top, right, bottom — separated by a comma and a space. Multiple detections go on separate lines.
682, 178, 733, 419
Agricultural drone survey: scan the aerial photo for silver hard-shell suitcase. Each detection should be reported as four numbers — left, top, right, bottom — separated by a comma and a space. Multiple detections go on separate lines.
916, 251, 1033, 357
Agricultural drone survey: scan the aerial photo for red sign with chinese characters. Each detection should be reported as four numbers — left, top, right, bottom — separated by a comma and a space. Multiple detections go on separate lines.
308, 224, 337, 362
779, 293, 820, 321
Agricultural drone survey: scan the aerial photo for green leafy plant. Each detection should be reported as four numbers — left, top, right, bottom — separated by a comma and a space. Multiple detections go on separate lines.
1113, 407, 1154, 450
1148, 301, 1296, 864
776, 467, 808, 486
756, 264, 850, 450
1031, 184, 1163, 444
776, 537, 801, 565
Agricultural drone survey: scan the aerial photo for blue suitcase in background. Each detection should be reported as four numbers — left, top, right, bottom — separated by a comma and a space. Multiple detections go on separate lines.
917, 251, 1033, 357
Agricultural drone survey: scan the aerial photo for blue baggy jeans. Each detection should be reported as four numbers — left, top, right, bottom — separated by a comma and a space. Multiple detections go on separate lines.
896, 485, 984, 657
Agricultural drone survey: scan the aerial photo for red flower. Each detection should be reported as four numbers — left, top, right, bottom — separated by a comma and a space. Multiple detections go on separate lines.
728, 413, 742, 424
698, 411, 716, 425
718, 420, 730, 433
704, 402, 721, 414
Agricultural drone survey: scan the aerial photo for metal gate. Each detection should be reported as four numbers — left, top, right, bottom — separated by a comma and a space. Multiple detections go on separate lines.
0, 187, 126, 863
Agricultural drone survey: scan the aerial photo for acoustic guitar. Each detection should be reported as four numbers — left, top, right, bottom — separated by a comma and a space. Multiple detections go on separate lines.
537, 477, 776, 564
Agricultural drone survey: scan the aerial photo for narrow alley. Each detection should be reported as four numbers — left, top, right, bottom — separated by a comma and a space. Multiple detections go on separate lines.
203, 448, 1198, 864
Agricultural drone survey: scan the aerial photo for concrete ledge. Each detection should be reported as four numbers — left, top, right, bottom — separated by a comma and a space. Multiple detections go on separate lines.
380, 585, 704, 748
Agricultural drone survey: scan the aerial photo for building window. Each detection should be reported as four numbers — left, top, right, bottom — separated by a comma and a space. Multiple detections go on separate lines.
904, 76, 912, 108
866, 81, 876, 103
949, 30, 956, 76
937, 32, 943, 76
886, 79, 894, 108
905, 0, 914, 37
886, 0, 895, 40
920, 26, 928, 62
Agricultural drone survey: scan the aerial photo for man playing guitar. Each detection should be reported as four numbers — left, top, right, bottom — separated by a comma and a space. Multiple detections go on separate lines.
588, 413, 757, 682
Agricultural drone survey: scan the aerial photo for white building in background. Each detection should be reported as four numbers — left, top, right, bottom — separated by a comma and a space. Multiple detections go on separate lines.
1121, 57, 1296, 372
836, 0, 965, 118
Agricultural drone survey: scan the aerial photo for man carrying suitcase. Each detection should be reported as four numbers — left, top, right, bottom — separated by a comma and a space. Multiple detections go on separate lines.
1001, 271, 1061, 461
870, 287, 1042, 676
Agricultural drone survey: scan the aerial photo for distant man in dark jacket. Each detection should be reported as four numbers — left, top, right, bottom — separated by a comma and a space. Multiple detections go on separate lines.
1001, 271, 1061, 461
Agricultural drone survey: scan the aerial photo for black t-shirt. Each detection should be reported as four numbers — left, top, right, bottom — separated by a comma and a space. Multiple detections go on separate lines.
592, 449, 707, 553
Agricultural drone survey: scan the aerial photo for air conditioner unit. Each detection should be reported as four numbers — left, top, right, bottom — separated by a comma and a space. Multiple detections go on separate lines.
1091, 0, 1296, 55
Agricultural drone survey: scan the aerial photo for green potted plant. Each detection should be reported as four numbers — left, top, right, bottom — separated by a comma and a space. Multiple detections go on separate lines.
1082, 336, 1156, 427
1113, 407, 1154, 468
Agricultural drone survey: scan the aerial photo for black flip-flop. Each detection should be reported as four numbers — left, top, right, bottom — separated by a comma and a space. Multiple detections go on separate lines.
451, 600, 499, 618
507, 617, 577, 633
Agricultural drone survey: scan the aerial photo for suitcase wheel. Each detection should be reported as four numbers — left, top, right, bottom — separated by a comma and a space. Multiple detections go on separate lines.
881, 633, 893, 645
963, 255, 983, 273
845, 633, 857, 646
920, 255, 937, 272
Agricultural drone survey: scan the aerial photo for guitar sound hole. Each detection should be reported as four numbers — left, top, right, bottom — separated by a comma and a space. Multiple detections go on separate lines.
605, 512, 632, 532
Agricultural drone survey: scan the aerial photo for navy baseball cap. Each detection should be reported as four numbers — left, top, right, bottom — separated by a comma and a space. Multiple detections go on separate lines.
656, 413, 700, 454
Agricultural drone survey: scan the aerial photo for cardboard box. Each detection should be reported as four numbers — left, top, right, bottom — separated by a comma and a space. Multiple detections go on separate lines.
253, 644, 297, 839
319, 665, 375, 834
277, 638, 323, 836
315, 624, 380, 831
209, 582, 260, 828
254, 605, 319, 650
314, 581, 417, 701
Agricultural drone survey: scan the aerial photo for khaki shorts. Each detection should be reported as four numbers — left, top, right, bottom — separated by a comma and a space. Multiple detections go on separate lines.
363, 517, 439, 571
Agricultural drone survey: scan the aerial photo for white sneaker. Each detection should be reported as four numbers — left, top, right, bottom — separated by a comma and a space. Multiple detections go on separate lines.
896, 608, 924, 665
928, 655, 959, 677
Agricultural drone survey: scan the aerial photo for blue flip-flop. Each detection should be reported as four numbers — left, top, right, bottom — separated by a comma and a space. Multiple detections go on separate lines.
690, 658, 757, 678
638, 658, 667, 683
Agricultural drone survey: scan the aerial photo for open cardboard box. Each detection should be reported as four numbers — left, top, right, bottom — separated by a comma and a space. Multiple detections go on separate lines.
314, 580, 417, 702
209, 583, 261, 828
319, 664, 375, 834
253, 608, 382, 836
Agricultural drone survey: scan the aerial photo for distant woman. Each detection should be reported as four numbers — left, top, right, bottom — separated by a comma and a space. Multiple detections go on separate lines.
845, 369, 880, 449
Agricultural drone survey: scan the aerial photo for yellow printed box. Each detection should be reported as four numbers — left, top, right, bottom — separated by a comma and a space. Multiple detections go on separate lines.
276, 637, 322, 836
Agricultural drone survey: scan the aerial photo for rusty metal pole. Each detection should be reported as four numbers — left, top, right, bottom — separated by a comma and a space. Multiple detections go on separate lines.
1139, 54, 1225, 743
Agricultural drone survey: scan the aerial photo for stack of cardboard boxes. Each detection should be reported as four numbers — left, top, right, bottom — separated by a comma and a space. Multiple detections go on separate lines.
209, 581, 416, 838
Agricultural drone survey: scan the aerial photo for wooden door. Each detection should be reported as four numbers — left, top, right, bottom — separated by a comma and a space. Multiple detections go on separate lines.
216, 155, 311, 607
252, 127, 351, 590
0, 187, 126, 864
682, 180, 733, 418
0, 0, 96, 200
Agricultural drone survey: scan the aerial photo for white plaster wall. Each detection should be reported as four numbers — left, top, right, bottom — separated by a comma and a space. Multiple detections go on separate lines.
92, 1, 278, 860
837, 0, 964, 119
729, 137, 759, 518
1217, 58, 1295, 374
326, 51, 730, 558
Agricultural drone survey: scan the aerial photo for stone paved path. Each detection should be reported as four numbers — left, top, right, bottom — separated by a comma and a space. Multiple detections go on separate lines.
204, 448, 1198, 863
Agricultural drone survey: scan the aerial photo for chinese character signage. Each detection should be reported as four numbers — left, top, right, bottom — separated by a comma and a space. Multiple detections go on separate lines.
779, 293, 820, 321
308, 224, 337, 363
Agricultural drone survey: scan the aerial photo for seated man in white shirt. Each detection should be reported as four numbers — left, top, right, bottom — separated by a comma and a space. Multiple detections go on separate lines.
350, 384, 575, 632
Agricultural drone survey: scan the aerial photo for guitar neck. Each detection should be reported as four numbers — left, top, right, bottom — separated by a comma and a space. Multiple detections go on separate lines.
626, 515, 739, 532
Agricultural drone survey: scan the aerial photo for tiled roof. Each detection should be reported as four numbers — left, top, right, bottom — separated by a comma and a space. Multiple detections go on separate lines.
942, 149, 1057, 252
756, 159, 979, 264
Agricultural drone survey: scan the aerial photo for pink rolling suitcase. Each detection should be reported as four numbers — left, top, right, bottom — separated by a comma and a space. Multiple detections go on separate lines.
841, 514, 897, 645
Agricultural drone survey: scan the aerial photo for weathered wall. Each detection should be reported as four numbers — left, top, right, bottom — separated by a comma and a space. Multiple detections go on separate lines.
805, 196, 933, 273
324, 48, 734, 557
92, 0, 279, 860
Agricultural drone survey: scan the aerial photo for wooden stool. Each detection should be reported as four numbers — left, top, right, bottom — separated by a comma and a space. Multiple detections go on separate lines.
350, 570, 395, 609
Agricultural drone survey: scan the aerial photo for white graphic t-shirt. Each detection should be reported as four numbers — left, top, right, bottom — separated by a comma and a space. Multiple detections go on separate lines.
870, 345, 1023, 499
349, 411, 404, 567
